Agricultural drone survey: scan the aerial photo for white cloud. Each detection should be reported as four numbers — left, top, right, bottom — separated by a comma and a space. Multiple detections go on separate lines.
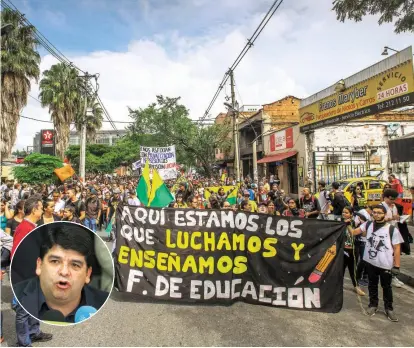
14, 0, 413, 151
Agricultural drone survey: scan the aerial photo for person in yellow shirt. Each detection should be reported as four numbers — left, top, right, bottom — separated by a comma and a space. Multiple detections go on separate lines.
263, 178, 270, 192
243, 190, 257, 213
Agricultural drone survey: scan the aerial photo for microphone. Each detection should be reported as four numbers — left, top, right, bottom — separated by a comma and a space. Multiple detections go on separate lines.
74, 306, 97, 323
41, 309, 69, 325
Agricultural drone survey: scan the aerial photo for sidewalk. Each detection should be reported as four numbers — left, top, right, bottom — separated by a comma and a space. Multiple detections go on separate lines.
398, 225, 414, 287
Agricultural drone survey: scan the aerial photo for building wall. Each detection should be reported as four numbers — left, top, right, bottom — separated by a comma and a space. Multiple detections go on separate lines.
69, 130, 127, 146
262, 125, 307, 196
263, 96, 300, 124
313, 122, 414, 188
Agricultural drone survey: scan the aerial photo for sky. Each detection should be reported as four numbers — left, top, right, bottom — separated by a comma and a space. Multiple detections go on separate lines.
9, 0, 414, 151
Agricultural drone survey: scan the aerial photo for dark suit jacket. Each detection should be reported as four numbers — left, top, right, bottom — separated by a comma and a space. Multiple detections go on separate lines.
13, 277, 109, 321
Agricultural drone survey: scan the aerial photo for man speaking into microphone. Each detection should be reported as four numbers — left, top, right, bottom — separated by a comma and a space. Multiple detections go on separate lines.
12, 223, 110, 324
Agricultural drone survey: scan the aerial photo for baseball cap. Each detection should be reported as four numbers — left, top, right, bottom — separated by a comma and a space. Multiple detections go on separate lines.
244, 190, 250, 195
113, 188, 121, 194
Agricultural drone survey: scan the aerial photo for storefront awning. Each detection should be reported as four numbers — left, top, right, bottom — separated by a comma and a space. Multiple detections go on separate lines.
257, 150, 297, 164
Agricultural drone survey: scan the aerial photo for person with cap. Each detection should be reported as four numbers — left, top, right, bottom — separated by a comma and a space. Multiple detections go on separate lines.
84, 189, 101, 233
127, 188, 141, 206
243, 190, 257, 213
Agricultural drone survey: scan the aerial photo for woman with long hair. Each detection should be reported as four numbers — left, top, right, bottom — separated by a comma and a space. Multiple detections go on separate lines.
175, 194, 188, 208
5, 200, 25, 237
38, 199, 61, 225
350, 185, 367, 212
342, 206, 365, 296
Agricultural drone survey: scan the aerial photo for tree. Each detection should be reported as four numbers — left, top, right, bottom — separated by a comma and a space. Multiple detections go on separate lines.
65, 140, 140, 174
12, 149, 28, 157
74, 95, 103, 143
13, 153, 63, 184
333, 0, 414, 34
127, 95, 232, 176
1, 8, 40, 159
39, 63, 82, 158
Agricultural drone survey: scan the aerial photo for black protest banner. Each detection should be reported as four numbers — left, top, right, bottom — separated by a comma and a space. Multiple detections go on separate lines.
115, 206, 345, 312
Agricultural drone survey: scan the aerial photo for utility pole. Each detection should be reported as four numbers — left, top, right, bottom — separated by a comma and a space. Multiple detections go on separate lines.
252, 140, 258, 183
78, 72, 97, 181
229, 69, 240, 182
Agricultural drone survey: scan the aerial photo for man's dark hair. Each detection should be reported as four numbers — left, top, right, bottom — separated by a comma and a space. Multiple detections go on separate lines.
372, 204, 387, 214
240, 201, 249, 210
15, 199, 25, 212
40, 224, 94, 268
24, 194, 42, 216
332, 182, 340, 190
64, 206, 76, 215
383, 188, 398, 199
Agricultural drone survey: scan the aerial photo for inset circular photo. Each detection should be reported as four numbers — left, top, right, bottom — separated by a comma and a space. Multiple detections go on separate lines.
10, 221, 114, 325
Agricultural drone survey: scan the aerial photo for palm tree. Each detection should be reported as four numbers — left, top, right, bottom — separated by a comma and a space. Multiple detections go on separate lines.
75, 96, 104, 143
1, 8, 40, 159
38, 63, 82, 158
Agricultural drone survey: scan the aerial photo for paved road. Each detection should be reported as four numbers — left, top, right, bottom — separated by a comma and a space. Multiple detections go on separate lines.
2, 273, 414, 347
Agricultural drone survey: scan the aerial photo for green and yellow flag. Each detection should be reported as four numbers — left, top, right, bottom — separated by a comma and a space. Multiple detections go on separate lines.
148, 167, 174, 207
204, 186, 238, 205
137, 160, 174, 208
136, 160, 150, 206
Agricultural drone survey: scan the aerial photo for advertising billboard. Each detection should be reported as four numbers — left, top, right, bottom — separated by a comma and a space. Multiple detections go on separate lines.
299, 47, 414, 132
40, 129, 55, 156
270, 127, 294, 152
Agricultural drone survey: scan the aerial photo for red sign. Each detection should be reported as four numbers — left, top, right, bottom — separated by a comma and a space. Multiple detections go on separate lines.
41, 129, 54, 146
270, 128, 294, 152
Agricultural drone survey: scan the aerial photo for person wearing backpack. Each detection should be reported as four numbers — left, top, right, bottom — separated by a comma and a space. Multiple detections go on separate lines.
65, 188, 86, 222
348, 204, 404, 322
331, 181, 350, 221
299, 188, 320, 218
354, 206, 372, 287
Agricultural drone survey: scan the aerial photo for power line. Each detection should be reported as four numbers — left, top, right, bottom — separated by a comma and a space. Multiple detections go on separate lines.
198, 0, 284, 123
19, 114, 214, 125
2, 0, 118, 131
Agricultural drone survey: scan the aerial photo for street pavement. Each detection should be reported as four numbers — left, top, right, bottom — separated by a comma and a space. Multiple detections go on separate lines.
2, 265, 414, 346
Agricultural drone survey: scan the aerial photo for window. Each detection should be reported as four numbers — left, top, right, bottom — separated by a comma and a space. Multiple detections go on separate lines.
351, 151, 366, 159
96, 137, 110, 145
69, 137, 79, 145
368, 180, 382, 189
348, 181, 365, 192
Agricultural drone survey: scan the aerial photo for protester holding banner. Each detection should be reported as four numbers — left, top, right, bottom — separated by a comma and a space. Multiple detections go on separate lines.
341, 206, 365, 296
348, 204, 404, 322
282, 198, 305, 217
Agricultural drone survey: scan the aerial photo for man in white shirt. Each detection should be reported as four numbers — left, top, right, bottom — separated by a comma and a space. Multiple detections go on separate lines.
348, 204, 404, 322
127, 189, 141, 206
381, 189, 399, 226
51, 190, 65, 217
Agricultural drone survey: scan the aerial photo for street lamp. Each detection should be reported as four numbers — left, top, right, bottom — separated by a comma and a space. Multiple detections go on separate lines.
1, 23, 14, 36
381, 46, 414, 57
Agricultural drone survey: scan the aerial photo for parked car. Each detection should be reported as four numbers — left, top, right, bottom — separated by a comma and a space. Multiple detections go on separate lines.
326, 177, 388, 206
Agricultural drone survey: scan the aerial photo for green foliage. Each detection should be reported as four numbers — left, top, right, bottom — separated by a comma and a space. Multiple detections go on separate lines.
333, 0, 414, 34
65, 140, 140, 174
12, 153, 63, 184
65, 95, 231, 176
1, 7, 41, 158
12, 149, 28, 157
126, 95, 232, 176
